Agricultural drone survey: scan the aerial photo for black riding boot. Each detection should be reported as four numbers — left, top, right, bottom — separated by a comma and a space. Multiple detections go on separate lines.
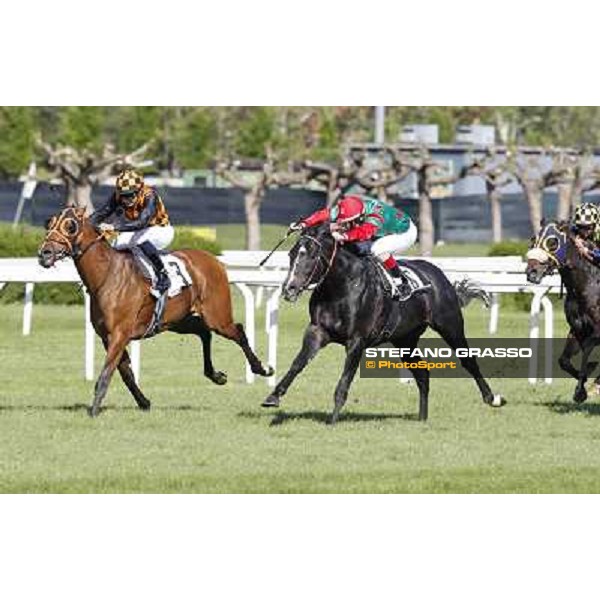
388, 264, 411, 297
139, 241, 170, 294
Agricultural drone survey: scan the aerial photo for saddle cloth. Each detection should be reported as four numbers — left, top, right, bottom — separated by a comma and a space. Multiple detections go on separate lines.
130, 247, 193, 298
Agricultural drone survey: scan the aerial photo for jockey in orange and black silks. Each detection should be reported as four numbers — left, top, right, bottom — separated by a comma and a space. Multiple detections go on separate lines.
89, 169, 174, 293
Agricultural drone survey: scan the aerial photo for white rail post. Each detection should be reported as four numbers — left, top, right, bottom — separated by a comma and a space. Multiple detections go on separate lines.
234, 283, 256, 384
22, 282, 34, 336
130, 341, 141, 383
265, 286, 282, 387
489, 293, 500, 335
528, 291, 543, 384
541, 295, 554, 384
84, 290, 95, 381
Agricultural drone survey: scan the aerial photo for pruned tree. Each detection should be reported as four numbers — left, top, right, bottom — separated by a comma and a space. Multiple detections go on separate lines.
391, 146, 459, 256
460, 149, 513, 243
36, 137, 151, 213
215, 150, 310, 250
505, 150, 560, 233
573, 154, 600, 205
347, 147, 413, 204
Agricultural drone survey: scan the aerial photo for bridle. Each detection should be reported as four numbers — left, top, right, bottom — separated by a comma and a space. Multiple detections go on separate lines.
43, 211, 106, 262
527, 222, 568, 271
291, 233, 338, 292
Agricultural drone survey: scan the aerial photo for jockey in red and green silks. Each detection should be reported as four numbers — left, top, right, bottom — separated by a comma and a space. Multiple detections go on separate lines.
291, 194, 418, 290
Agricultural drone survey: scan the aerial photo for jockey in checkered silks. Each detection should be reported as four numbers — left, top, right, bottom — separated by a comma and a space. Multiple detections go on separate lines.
89, 169, 174, 293
571, 202, 600, 265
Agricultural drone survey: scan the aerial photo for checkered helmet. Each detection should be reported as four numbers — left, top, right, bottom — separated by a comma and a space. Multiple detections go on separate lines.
116, 169, 144, 196
573, 203, 600, 227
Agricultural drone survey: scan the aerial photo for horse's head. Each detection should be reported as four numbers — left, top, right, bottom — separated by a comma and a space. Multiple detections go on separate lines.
38, 207, 91, 268
282, 224, 336, 302
525, 220, 568, 284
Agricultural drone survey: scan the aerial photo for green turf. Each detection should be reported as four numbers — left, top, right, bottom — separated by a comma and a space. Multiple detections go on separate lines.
2, 296, 598, 493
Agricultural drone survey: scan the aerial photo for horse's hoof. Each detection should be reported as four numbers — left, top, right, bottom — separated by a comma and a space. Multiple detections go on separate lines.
574, 388, 588, 404
261, 395, 280, 408
87, 406, 99, 418
489, 394, 505, 408
208, 371, 228, 386
138, 401, 151, 411
263, 366, 275, 377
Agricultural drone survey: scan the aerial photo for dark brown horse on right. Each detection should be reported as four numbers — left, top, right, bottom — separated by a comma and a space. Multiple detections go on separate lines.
38, 207, 273, 416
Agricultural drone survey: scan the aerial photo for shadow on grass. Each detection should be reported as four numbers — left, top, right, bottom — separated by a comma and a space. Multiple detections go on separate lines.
239, 409, 421, 426
537, 399, 600, 416
0, 403, 205, 413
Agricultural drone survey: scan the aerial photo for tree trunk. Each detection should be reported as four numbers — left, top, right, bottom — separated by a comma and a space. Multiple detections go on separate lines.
556, 183, 572, 221
245, 189, 262, 251
525, 184, 543, 233
65, 180, 95, 214
418, 190, 434, 256
489, 187, 502, 243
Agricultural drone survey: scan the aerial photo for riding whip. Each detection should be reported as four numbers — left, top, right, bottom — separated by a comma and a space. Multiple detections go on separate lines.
259, 229, 294, 267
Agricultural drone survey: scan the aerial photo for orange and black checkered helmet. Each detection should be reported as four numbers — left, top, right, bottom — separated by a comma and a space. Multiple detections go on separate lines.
116, 169, 144, 196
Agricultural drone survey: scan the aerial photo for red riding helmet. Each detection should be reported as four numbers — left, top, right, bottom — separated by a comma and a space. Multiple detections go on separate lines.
336, 195, 364, 223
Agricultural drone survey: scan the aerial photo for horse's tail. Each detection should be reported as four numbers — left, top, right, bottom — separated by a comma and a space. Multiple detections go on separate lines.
453, 278, 491, 308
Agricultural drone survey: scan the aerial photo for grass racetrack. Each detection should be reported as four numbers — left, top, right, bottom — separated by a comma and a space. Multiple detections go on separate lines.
2, 291, 600, 493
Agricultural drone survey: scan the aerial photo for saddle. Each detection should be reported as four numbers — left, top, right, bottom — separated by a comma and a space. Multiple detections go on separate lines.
370, 258, 431, 302
129, 247, 193, 338
130, 247, 193, 298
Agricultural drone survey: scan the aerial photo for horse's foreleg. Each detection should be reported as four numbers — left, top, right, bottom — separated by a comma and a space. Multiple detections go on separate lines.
117, 349, 152, 411
90, 333, 129, 417
329, 339, 364, 425
100, 336, 151, 411
262, 324, 329, 408
558, 332, 582, 380
573, 338, 599, 404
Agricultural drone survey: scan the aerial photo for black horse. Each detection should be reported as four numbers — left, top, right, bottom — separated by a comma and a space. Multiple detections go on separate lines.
526, 220, 600, 403
262, 224, 504, 423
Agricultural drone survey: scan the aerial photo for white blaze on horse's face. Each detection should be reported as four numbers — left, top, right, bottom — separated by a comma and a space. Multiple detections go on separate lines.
525, 247, 552, 284
284, 244, 309, 302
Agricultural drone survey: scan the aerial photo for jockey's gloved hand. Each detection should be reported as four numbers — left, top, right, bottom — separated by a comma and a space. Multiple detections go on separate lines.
98, 223, 115, 233
289, 221, 305, 232
332, 231, 347, 243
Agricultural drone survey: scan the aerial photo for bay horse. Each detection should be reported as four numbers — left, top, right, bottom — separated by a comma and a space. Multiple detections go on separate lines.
38, 207, 273, 416
261, 224, 504, 424
526, 219, 600, 403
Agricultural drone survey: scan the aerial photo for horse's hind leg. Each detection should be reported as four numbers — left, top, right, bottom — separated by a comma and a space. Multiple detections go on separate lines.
432, 321, 503, 408
170, 316, 227, 385
393, 331, 430, 420
262, 324, 329, 408
215, 322, 274, 378
330, 339, 365, 425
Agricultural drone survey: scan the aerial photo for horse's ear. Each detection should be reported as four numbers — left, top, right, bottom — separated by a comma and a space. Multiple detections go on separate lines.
540, 217, 547, 227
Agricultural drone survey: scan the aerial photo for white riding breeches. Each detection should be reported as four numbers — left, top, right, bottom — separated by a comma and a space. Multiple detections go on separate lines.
113, 225, 175, 251
371, 222, 418, 259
